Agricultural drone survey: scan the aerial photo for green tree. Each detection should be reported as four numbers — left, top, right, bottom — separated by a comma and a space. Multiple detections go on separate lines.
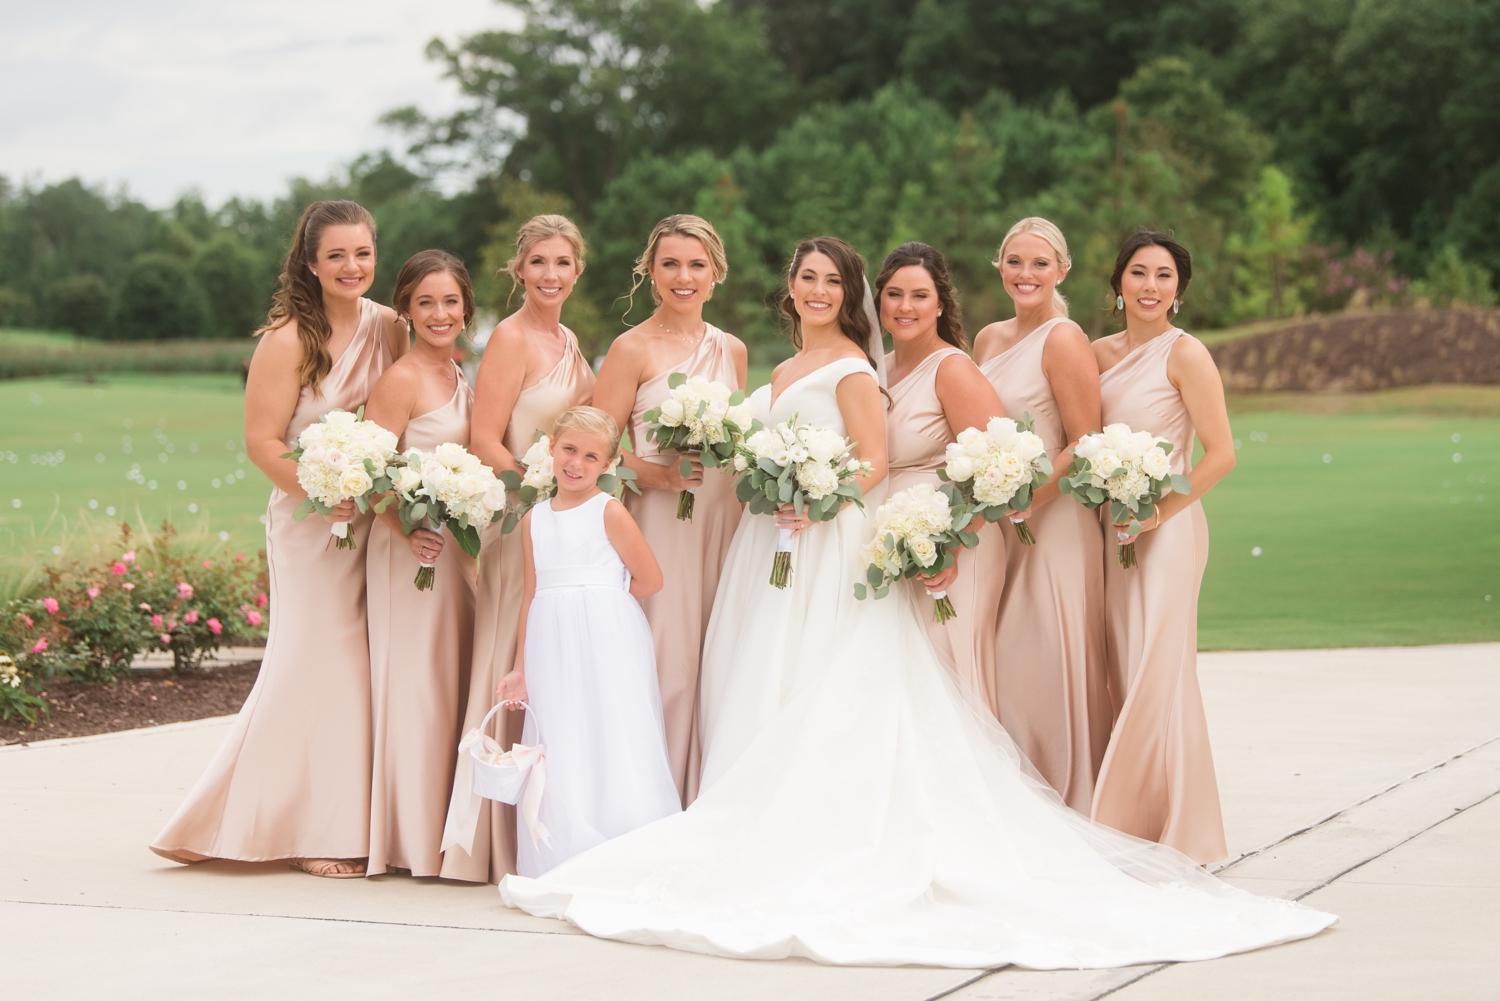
1226, 166, 1313, 321
43, 274, 114, 336
1412, 246, 1496, 308
113, 254, 210, 340
193, 235, 274, 339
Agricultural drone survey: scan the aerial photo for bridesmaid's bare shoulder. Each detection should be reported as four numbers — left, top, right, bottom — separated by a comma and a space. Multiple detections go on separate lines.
1165, 330, 1217, 389
596, 324, 652, 383
1040, 319, 1097, 370
971, 318, 1018, 365
370, 302, 406, 359
1091, 330, 1130, 372
251, 318, 302, 370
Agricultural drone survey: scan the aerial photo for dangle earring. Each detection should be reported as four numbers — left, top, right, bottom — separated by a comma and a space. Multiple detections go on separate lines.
1116, 295, 1124, 311
1173, 299, 1181, 315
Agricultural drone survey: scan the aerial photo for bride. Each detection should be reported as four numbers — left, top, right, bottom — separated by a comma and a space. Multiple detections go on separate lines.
500, 237, 1335, 969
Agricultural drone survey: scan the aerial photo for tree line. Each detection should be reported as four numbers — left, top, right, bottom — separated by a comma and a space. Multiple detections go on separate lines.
1, 0, 1496, 360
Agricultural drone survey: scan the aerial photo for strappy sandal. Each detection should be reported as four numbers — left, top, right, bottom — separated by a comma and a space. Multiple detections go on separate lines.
289, 857, 366, 879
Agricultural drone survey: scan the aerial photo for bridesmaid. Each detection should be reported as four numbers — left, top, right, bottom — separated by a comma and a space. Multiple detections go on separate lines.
592, 214, 748, 805
440, 215, 596, 883
151, 200, 406, 876
972, 217, 1110, 814
874, 242, 1006, 711
363, 251, 479, 877
1088, 231, 1236, 864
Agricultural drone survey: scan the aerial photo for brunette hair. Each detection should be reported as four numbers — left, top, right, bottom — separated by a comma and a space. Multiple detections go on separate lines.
550, 405, 621, 460
873, 242, 967, 350
777, 236, 879, 371
627, 214, 728, 314
1109, 231, 1193, 315
257, 199, 377, 392
503, 214, 587, 305
392, 250, 476, 332
995, 217, 1072, 317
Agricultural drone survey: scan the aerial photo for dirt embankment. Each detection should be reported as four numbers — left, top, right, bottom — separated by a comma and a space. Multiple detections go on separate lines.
1210, 308, 1500, 392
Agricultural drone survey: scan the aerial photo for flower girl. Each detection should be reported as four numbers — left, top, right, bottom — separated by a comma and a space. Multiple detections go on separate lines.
497, 406, 681, 876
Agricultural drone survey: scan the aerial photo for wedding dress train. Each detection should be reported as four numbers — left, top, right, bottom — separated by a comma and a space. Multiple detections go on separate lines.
500, 357, 1334, 969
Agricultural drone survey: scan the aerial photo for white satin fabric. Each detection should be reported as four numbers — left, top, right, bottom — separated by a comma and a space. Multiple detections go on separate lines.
499, 361, 1335, 969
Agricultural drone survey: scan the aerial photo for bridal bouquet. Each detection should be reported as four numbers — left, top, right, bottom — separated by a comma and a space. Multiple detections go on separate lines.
282, 408, 398, 550
640, 374, 759, 520
498, 434, 638, 533
939, 415, 1052, 546
733, 414, 871, 588
388, 443, 507, 589
854, 483, 979, 622
1059, 423, 1192, 568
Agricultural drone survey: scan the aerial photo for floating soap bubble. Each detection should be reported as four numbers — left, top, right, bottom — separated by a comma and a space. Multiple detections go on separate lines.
88, 499, 98, 509
1251, 546, 1263, 557
219, 531, 229, 541
188, 503, 198, 513
177, 480, 187, 490
1453, 453, 1462, 463
1322, 454, 1332, 463
106, 506, 116, 516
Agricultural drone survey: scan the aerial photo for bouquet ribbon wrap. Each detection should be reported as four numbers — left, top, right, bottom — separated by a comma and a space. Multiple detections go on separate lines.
330, 521, 350, 541
440, 702, 550, 854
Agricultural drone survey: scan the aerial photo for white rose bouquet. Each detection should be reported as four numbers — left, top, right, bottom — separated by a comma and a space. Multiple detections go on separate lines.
1059, 422, 1192, 568
854, 483, 979, 622
282, 408, 399, 550
497, 433, 639, 533
388, 443, 507, 589
733, 413, 872, 588
939, 415, 1052, 546
640, 373, 760, 520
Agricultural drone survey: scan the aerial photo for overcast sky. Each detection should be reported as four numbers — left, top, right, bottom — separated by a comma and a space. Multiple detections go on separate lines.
0, 0, 511, 206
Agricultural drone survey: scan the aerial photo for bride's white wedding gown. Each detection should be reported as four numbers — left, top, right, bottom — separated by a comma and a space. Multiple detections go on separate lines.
500, 358, 1335, 969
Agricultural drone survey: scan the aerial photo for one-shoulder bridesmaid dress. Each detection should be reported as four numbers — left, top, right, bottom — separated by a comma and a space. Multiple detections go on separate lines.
440, 329, 595, 882
624, 325, 741, 805
884, 346, 1006, 713
366, 364, 478, 876
1091, 327, 1226, 864
980, 318, 1111, 813
152, 297, 392, 864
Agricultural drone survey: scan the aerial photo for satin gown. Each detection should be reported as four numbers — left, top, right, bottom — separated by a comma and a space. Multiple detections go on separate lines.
366, 365, 478, 877
498, 357, 1334, 969
980, 318, 1111, 814
441, 328, 596, 883
1091, 328, 1227, 864
151, 297, 392, 864
884, 346, 1006, 714
624, 325, 741, 805
517, 493, 681, 876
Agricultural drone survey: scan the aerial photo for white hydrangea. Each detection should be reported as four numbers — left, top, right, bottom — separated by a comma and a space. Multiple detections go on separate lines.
797, 459, 839, 499
292, 409, 398, 508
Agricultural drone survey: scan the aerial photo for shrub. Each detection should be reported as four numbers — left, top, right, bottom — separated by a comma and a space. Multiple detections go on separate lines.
112, 254, 211, 340
44, 274, 114, 336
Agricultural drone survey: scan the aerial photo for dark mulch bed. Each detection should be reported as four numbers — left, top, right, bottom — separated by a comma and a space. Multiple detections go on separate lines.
1211, 307, 1500, 391
0, 662, 260, 746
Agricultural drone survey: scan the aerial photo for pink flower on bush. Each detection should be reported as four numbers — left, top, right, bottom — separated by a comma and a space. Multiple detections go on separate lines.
145, 571, 153, 578
235, 553, 245, 561
184, 609, 199, 625
122, 550, 136, 564
122, 582, 135, 591
42, 597, 60, 615
139, 603, 152, 612
255, 592, 268, 608
86, 587, 101, 599
151, 615, 164, 629
178, 582, 194, 599
111, 562, 127, 576
159, 633, 172, 647
202, 560, 212, 568
21, 614, 34, 629
245, 609, 263, 627
207, 617, 222, 635
31, 637, 47, 654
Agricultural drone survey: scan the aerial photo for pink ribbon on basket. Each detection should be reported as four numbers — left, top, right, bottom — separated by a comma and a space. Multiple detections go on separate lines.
508, 743, 550, 849
438, 715, 550, 856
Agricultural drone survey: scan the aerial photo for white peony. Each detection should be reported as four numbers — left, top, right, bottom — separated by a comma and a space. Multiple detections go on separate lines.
1141, 447, 1170, 479
338, 466, 373, 497
393, 465, 422, 495
1093, 451, 1122, 478
909, 537, 938, 567
658, 398, 686, 426
1012, 431, 1046, 464
799, 427, 846, 464
1074, 435, 1105, 460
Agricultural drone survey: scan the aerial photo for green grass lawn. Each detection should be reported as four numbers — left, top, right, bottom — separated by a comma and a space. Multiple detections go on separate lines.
1, 374, 1496, 649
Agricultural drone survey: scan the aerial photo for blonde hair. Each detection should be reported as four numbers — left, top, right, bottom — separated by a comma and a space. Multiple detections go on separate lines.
994, 217, 1071, 318
627, 214, 728, 314
503, 214, 587, 304
550, 405, 621, 460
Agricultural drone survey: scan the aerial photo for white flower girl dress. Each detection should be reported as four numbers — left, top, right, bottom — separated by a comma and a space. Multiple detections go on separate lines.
516, 493, 681, 877
501, 360, 1336, 967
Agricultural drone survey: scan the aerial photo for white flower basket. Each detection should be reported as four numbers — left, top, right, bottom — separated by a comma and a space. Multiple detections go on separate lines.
442, 700, 550, 853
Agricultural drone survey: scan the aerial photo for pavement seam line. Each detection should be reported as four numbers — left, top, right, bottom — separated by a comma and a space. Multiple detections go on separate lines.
920, 968, 1003, 1000
1289, 785, 1500, 902
1085, 964, 1172, 1000
1211, 730, 1500, 875
0, 896, 574, 936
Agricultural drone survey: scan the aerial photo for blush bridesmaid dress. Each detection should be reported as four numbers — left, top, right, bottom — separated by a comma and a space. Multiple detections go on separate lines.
1091, 327, 1226, 864
440, 328, 595, 883
623, 325, 741, 805
151, 297, 392, 864
884, 346, 1006, 713
980, 318, 1111, 813
366, 364, 478, 877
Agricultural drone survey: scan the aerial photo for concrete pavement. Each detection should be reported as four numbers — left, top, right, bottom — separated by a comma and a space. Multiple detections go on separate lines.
3, 643, 1497, 1000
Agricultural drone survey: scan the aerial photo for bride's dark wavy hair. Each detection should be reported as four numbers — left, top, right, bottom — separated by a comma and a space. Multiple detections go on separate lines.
777, 236, 879, 372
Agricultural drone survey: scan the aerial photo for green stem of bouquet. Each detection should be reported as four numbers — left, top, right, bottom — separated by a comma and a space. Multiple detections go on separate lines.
1011, 519, 1037, 546
677, 489, 695, 521
932, 595, 957, 623
770, 551, 792, 589
1117, 541, 1137, 569
333, 534, 358, 552
413, 565, 436, 591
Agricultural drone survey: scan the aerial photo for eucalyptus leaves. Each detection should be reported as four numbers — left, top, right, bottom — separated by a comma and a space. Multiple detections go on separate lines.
854, 483, 980, 622
388, 443, 507, 590
281, 407, 398, 551
1059, 423, 1192, 568
641, 373, 759, 520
